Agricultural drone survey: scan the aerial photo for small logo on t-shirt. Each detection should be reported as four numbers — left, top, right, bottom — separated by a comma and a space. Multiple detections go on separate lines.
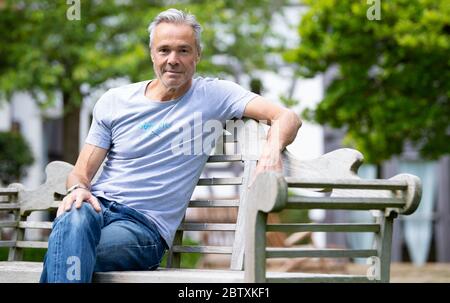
139, 121, 171, 137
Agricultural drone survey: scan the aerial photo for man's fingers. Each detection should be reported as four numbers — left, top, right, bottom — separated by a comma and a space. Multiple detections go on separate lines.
64, 194, 75, 211
57, 198, 67, 217
74, 193, 84, 209
88, 196, 101, 212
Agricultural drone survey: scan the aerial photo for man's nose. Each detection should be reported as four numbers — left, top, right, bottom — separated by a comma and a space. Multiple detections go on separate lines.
167, 51, 179, 65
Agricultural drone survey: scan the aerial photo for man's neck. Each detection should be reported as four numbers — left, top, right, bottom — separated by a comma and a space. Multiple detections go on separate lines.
145, 79, 192, 101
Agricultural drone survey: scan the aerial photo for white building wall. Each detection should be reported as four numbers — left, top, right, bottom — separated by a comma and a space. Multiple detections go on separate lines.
0, 101, 11, 131
10, 93, 45, 189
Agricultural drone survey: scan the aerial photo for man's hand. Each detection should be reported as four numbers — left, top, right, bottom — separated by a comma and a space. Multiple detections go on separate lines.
57, 188, 101, 218
249, 147, 283, 187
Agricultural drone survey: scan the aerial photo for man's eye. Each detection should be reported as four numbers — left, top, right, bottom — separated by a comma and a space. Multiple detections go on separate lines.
159, 49, 168, 53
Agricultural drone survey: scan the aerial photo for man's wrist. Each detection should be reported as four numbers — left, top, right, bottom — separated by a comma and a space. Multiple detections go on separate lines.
66, 183, 90, 195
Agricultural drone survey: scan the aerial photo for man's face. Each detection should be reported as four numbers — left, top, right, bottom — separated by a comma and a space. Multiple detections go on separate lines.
151, 22, 200, 90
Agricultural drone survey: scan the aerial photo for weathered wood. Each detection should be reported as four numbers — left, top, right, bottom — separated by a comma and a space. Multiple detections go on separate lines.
0, 188, 18, 196
285, 178, 408, 190
266, 248, 378, 259
172, 245, 233, 254
286, 196, 405, 210
374, 213, 394, 282
18, 221, 53, 229
197, 177, 242, 186
0, 241, 16, 248
282, 148, 363, 180
244, 172, 288, 283
94, 268, 245, 283
7, 209, 23, 261
0, 121, 422, 283
0, 262, 42, 283
230, 160, 257, 270
15, 241, 48, 249
188, 200, 239, 207
207, 155, 242, 162
265, 273, 374, 283
266, 223, 380, 233
10, 161, 73, 216
0, 221, 18, 228
178, 223, 236, 231
166, 223, 184, 269
0, 203, 20, 210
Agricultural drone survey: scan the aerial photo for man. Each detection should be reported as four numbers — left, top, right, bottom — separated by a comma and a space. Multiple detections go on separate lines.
40, 8, 301, 283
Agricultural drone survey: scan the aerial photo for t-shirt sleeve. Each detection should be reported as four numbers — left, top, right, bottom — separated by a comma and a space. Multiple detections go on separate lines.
213, 79, 259, 120
85, 90, 113, 150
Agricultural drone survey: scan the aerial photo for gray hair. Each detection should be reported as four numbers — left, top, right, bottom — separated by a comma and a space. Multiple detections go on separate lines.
148, 8, 202, 54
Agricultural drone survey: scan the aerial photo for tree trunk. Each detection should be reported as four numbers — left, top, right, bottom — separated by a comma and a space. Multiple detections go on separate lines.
63, 92, 81, 164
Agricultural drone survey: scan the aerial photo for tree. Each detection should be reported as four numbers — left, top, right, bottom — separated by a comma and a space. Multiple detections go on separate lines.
0, 0, 288, 164
0, 131, 34, 185
0, 0, 166, 163
285, 0, 449, 163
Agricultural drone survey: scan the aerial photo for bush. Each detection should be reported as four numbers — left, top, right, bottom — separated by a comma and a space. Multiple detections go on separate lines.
0, 131, 34, 185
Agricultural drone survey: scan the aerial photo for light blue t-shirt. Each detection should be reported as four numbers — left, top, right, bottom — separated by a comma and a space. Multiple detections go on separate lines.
86, 77, 258, 247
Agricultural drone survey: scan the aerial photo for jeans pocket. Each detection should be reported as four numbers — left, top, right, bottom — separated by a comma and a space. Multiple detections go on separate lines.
95, 242, 165, 272
137, 243, 166, 270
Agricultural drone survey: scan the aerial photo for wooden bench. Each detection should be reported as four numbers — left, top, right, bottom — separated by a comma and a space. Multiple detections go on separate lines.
0, 119, 422, 282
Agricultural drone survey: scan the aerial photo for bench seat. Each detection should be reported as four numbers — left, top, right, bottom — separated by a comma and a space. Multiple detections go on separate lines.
0, 120, 422, 283
0, 261, 371, 283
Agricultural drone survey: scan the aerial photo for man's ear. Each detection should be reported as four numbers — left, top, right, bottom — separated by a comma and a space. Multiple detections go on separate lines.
150, 47, 155, 62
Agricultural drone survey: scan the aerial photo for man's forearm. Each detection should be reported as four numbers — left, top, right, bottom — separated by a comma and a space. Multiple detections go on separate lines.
266, 109, 302, 152
66, 172, 91, 190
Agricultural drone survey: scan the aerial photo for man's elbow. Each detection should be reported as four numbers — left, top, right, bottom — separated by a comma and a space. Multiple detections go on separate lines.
286, 109, 302, 132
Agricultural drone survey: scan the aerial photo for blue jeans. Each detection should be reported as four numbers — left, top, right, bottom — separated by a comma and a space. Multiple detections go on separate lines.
40, 197, 167, 283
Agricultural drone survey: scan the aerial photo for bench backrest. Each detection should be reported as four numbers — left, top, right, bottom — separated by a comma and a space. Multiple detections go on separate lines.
0, 119, 265, 270
0, 118, 422, 280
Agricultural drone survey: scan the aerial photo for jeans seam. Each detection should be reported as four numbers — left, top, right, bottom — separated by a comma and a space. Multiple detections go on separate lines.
53, 218, 62, 282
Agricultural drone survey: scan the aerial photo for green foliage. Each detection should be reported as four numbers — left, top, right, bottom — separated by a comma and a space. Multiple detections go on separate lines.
0, 0, 289, 161
0, 247, 47, 261
0, 0, 288, 105
159, 237, 201, 269
0, 131, 34, 185
287, 0, 450, 163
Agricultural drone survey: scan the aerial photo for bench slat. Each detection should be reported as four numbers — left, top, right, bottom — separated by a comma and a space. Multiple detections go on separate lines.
207, 155, 242, 162
0, 188, 19, 196
285, 178, 408, 190
0, 241, 16, 248
188, 200, 239, 207
18, 222, 53, 229
172, 245, 233, 254
197, 177, 242, 186
178, 223, 236, 231
0, 221, 18, 228
266, 223, 380, 233
287, 196, 404, 210
0, 203, 20, 211
266, 274, 373, 283
15, 241, 48, 249
266, 248, 378, 258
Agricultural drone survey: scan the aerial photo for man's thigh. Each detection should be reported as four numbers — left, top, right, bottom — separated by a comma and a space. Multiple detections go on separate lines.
94, 219, 166, 272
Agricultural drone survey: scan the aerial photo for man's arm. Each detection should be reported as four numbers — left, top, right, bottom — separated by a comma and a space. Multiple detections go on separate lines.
58, 143, 108, 216
243, 96, 302, 178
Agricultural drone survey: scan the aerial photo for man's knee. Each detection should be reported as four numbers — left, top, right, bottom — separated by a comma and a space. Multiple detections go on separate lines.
55, 202, 102, 230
